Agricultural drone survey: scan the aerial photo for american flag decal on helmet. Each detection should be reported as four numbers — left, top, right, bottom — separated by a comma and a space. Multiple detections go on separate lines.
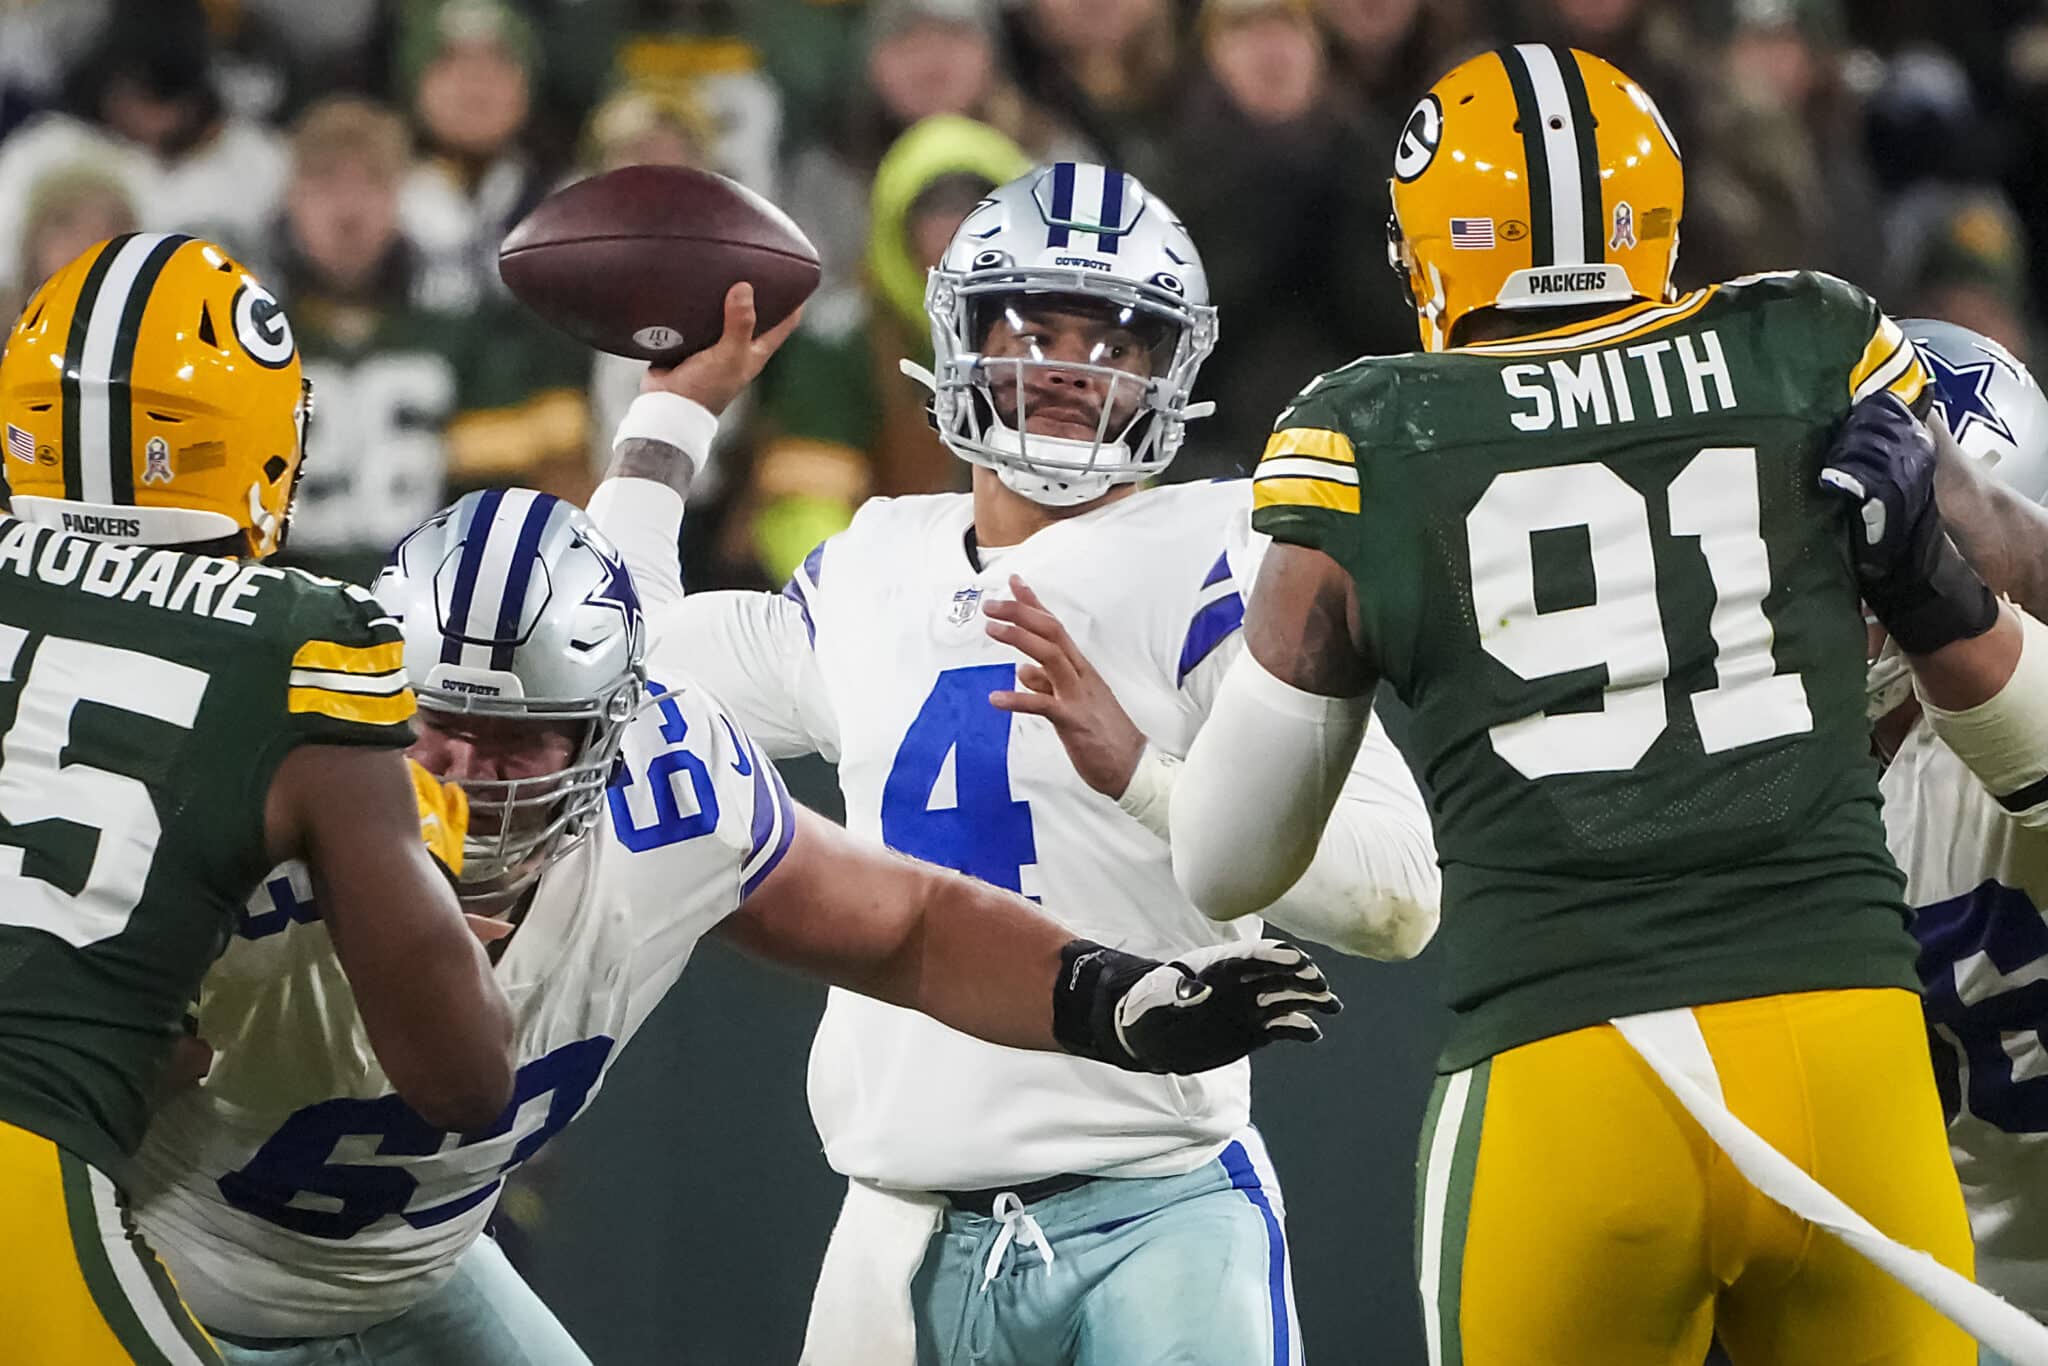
1450, 218, 1496, 249
5, 424, 34, 463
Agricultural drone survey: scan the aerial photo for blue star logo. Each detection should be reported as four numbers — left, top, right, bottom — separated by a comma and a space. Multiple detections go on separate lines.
1921, 343, 2017, 449
578, 538, 643, 643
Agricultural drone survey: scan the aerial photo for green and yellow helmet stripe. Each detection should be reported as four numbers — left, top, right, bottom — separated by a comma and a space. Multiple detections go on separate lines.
56, 233, 196, 506
1498, 45, 1604, 270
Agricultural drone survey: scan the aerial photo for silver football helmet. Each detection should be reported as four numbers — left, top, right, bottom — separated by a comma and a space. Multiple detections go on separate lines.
1866, 319, 2048, 718
908, 162, 1220, 506
376, 488, 646, 895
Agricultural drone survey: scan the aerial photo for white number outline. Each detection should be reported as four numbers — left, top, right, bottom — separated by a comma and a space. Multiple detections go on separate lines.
0, 629, 211, 946
1466, 447, 1812, 779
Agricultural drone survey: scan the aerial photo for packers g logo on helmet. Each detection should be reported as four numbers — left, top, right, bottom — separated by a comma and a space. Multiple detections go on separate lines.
1387, 46, 1684, 352
0, 233, 308, 557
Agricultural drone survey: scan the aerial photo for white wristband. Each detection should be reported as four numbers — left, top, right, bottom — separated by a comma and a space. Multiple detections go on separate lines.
611, 391, 718, 474
1919, 605, 2048, 825
1115, 744, 1181, 840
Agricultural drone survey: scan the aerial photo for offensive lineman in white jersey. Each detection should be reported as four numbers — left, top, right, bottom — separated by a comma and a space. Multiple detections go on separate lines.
124, 300, 1341, 1364
1876, 320, 2048, 1357
588, 163, 1439, 1365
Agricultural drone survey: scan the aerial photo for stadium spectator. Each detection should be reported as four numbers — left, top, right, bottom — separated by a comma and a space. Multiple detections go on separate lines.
270, 96, 590, 584
1904, 191, 2038, 362
0, 164, 139, 325
1159, 0, 1409, 477
397, 0, 551, 314
1005, 0, 1181, 177
1314, 0, 1492, 132
0, 0, 285, 270
785, 0, 1086, 308
0, 0, 110, 139
1509, 0, 1708, 155
604, 3, 785, 197
1678, 0, 1887, 289
740, 115, 1031, 583
267, 96, 470, 583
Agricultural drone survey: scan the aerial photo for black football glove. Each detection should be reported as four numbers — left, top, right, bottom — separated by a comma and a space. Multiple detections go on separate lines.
1051, 938, 1341, 1075
1818, 392, 1998, 655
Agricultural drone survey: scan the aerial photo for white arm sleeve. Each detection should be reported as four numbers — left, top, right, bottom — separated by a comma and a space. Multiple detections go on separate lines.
1170, 648, 1372, 922
1917, 604, 2048, 828
1260, 719, 1440, 960
584, 391, 720, 617
587, 478, 684, 614
651, 590, 838, 761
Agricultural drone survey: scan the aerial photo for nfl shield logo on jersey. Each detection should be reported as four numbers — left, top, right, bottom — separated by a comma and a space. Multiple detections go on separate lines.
947, 586, 983, 625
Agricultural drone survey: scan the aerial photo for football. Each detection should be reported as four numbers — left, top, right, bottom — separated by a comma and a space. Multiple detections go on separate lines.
498, 164, 821, 365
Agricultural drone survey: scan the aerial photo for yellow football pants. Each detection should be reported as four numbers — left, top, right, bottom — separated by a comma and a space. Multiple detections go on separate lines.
1416, 988, 1976, 1366
0, 1120, 220, 1365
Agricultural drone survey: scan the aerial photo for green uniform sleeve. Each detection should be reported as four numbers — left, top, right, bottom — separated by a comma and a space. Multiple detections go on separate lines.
271, 573, 417, 751
1726, 270, 1932, 415
1249, 366, 1376, 554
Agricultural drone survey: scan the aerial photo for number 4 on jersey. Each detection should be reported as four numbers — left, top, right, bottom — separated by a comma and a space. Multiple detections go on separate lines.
1468, 447, 1813, 780
880, 665, 1038, 894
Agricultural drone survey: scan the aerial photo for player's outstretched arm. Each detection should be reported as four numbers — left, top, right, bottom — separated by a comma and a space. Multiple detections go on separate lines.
587, 282, 805, 614
266, 746, 515, 1131
1172, 542, 1379, 921
716, 804, 1341, 1073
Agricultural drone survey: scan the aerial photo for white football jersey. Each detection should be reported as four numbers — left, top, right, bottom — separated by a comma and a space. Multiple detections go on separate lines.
127, 679, 794, 1337
1882, 715, 2048, 1319
657, 480, 1434, 1190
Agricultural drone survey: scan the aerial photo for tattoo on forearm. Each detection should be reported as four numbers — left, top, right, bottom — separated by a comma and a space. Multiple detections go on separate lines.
606, 438, 696, 497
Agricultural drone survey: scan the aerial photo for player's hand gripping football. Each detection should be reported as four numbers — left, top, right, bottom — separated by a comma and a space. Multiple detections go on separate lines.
1051, 938, 1341, 1074
985, 575, 1147, 798
639, 282, 804, 417
1819, 392, 1999, 655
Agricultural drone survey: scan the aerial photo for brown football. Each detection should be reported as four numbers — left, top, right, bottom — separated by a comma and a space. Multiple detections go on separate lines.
498, 165, 820, 364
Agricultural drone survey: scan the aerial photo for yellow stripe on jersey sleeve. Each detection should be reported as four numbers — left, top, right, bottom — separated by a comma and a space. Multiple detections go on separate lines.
291, 639, 405, 677
1259, 426, 1357, 469
1255, 428, 1361, 514
1253, 476, 1360, 515
288, 686, 417, 727
1849, 316, 1931, 406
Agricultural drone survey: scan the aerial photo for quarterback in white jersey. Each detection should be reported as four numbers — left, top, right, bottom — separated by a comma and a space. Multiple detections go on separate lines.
127, 293, 1342, 1364
593, 163, 1438, 1365
1878, 320, 2048, 1332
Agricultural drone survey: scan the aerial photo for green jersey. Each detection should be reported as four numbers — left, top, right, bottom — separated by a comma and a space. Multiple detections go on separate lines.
0, 517, 415, 1173
1253, 271, 1934, 1070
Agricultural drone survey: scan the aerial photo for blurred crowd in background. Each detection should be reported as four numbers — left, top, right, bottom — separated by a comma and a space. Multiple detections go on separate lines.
0, 0, 2041, 591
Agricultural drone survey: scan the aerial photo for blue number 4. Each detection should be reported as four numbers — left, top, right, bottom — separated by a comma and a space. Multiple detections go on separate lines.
880, 665, 1037, 894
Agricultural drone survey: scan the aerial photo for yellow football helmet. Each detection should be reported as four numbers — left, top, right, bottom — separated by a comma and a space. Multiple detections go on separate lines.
1388, 46, 1684, 351
0, 233, 308, 557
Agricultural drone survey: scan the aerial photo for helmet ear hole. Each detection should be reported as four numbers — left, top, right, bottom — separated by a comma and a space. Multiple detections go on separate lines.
197, 304, 217, 348
263, 456, 288, 482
